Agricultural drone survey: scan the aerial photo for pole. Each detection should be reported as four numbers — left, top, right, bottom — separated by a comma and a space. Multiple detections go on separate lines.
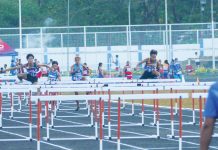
128, 0, 132, 63
19, 0, 22, 49
67, 0, 70, 72
165, 0, 169, 61
211, 0, 215, 69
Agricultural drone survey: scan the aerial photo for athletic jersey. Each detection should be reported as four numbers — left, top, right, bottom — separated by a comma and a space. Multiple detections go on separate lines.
163, 63, 169, 73
83, 66, 89, 76
173, 62, 182, 74
144, 58, 158, 72
72, 64, 83, 81
124, 65, 132, 79
24, 63, 41, 78
48, 70, 59, 81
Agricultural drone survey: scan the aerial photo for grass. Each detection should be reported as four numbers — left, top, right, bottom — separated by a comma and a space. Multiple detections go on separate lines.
60, 89, 207, 109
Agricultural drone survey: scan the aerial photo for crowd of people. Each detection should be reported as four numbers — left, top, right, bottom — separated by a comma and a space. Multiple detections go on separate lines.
0, 49, 185, 82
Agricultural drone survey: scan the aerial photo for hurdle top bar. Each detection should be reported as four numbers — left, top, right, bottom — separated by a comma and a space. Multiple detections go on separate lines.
31, 93, 189, 102
102, 86, 163, 91
164, 85, 210, 90
192, 93, 208, 99
0, 88, 38, 93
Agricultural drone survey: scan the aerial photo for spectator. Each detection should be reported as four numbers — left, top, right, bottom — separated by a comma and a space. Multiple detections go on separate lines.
4, 64, 7, 70
169, 59, 175, 79
195, 52, 200, 69
16, 58, 24, 74
173, 58, 183, 80
113, 55, 120, 71
98, 63, 104, 78
10, 60, 17, 76
163, 60, 170, 79
200, 83, 218, 150
123, 61, 133, 79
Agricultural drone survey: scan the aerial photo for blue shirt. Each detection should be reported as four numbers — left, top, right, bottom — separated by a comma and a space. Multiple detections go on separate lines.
48, 70, 59, 81
72, 64, 83, 81
204, 82, 218, 118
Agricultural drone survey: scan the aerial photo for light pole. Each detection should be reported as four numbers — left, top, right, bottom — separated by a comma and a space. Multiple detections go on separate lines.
67, 0, 70, 72
128, 0, 132, 64
165, 0, 170, 61
19, 0, 22, 49
211, 0, 215, 69
200, 0, 206, 57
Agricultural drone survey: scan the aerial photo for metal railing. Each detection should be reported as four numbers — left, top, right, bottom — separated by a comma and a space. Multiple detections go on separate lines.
0, 23, 217, 71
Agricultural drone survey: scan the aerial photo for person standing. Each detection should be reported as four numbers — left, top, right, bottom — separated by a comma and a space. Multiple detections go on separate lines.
200, 82, 218, 150
173, 58, 183, 80
98, 62, 104, 78
113, 55, 120, 71
195, 52, 200, 69
10, 60, 17, 76
123, 61, 133, 79
163, 60, 170, 79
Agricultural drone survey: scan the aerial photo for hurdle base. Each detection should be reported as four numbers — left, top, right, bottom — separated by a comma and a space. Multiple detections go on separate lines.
29, 138, 32, 141
105, 135, 158, 140
42, 137, 50, 141
167, 134, 175, 139
150, 123, 156, 126
188, 122, 196, 125
141, 124, 144, 126
9, 116, 13, 119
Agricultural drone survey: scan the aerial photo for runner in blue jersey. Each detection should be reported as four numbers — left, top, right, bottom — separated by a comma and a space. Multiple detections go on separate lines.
47, 61, 61, 82
70, 56, 83, 111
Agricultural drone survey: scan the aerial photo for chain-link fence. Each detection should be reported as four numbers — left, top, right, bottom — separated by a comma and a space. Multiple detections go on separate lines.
0, 23, 218, 73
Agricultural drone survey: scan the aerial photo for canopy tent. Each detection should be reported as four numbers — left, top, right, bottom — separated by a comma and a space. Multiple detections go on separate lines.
0, 39, 18, 56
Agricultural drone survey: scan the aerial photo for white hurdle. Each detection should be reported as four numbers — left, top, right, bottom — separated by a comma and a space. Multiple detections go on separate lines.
31, 94, 109, 150
108, 93, 189, 150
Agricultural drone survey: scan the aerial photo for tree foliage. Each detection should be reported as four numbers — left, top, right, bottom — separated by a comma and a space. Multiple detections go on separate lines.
0, 0, 218, 27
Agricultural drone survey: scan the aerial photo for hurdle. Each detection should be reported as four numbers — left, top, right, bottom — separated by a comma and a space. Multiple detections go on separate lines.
104, 93, 189, 150
39, 87, 102, 118
165, 92, 218, 150
0, 89, 34, 142
31, 94, 109, 150
165, 85, 210, 123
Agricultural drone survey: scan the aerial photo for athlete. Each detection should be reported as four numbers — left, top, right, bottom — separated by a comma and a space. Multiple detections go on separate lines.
70, 56, 83, 111
1, 54, 49, 84
47, 61, 61, 82
135, 49, 161, 79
